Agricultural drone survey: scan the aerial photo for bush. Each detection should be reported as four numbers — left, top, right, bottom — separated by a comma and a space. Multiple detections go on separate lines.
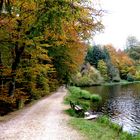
66, 86, 102, 111
76, 76, 93, 86
90, 94, 102, 102
71, 64, 103, 86
97, 116, 121, 130
127, 73, 135, 82
80, 90, 91, 100
97, 116, 110, 125
135, 71, 140, 81
68, 86, 81, 95
68, 86, 92, 100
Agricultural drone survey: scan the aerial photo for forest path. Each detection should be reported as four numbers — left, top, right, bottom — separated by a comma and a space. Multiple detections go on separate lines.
0, 87, 85, 140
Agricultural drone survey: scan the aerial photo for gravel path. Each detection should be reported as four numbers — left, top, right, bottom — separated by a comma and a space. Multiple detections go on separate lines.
0, 87, 85, 140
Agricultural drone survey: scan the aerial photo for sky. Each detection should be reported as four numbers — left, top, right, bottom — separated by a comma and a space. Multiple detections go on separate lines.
93, 0, 140, 50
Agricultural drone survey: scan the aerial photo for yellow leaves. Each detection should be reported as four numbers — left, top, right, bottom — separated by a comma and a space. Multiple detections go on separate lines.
22, 1, 36, 11
25, 39, 34, 46
117, 50, 134, 66
32, 63, 52, 73
39, 44, 51, 48
33, 36, 44, 42
12, 0, 37, 12
39, 54, 50, 61
16, 68, 24, 83
0, 0, 103, 99
2, 68, 11, 76
128, 66, 136, 75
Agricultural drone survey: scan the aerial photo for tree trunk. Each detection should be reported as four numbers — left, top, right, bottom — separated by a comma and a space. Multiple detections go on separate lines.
0, 0, 3, 13
8, 17, 25, 96
0, 52, 3, 94
8, 43, 25, 96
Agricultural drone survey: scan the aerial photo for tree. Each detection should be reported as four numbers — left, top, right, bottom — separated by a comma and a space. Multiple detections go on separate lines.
125, 36, 140, 62
117, 50, 134, 79
126, 36, 140, 49
72, 63, 103, 86
97, 60, 108, 81
104, 44, 134, 80
86, 45, 106, 68
0, 0, 103, 97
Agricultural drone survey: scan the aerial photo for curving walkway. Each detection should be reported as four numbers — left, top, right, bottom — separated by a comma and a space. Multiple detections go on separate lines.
0, 87, 85, 140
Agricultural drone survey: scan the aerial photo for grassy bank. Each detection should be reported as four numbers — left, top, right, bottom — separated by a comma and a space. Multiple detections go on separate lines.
64, 86, 101, 111
68, 116, 140, 140
65, 86, 140, 140
102, 80, 140, 86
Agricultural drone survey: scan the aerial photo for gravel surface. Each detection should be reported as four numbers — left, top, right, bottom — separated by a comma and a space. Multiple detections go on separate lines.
0, 87, 85, 140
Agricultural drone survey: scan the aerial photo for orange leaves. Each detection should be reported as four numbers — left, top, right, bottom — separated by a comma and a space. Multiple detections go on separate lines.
104, 44, 135, 79
104, 44, 133, 68
0, 0, 103, 97
67, 41, 86, 68
117, 50, 134, 66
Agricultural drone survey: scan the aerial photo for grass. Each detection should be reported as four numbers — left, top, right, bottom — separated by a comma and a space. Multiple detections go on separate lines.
65, 86, 140, 140
66, 111, 140, 140
64, 86, 101, 111
68, 117, 136, 140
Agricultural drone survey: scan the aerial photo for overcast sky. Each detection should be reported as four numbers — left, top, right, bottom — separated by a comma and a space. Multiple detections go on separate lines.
93, 0, 140, 50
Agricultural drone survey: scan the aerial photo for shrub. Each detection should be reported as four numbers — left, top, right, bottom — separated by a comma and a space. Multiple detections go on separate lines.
80, 90, 91, 100
97, 116, 110, 125
71, 64, 103, 86
135, 71, 140, 81
68, 86, 81, 95
67, 86, 102, 111
90, 94, 102, 102
68, 86, 92, 100
127, 73, 135, 82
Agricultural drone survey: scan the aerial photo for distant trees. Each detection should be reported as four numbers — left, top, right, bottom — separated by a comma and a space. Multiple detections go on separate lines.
86, 45, 106, 68
125, 36, 140, 80
85, 44, 136, 82
71, 63, 103, 86
97, 60, 108, 81
76, 35, 140, 84
126, 36, 140, 49
85, 44, 119, 81
125, 36, 140, 62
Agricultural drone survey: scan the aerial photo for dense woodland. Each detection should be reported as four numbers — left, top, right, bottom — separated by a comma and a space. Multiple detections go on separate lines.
74, 41, 140, 86
71, 35, 140, 86
0, 0, 140, 115
0, 0, 103, 114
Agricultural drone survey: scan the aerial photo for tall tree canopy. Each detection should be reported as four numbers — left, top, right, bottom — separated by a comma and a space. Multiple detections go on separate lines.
0, 0, 103, 99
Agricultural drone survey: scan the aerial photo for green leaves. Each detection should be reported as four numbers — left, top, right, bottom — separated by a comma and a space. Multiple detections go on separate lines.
0, 0, 103, 100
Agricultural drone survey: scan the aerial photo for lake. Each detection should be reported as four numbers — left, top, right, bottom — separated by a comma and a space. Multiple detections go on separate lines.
84, 83, 140, 134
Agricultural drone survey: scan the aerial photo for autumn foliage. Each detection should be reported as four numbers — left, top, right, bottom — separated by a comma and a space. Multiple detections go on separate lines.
0, 0, 103, 114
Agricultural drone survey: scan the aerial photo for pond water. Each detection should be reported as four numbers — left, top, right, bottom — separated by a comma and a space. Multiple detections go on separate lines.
84, 83, 140, 134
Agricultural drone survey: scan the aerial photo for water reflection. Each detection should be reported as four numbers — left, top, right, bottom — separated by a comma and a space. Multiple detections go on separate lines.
84, 83, 140, 134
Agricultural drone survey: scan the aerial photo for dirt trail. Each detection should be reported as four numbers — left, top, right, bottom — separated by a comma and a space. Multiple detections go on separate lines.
0, 87, 85, 140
